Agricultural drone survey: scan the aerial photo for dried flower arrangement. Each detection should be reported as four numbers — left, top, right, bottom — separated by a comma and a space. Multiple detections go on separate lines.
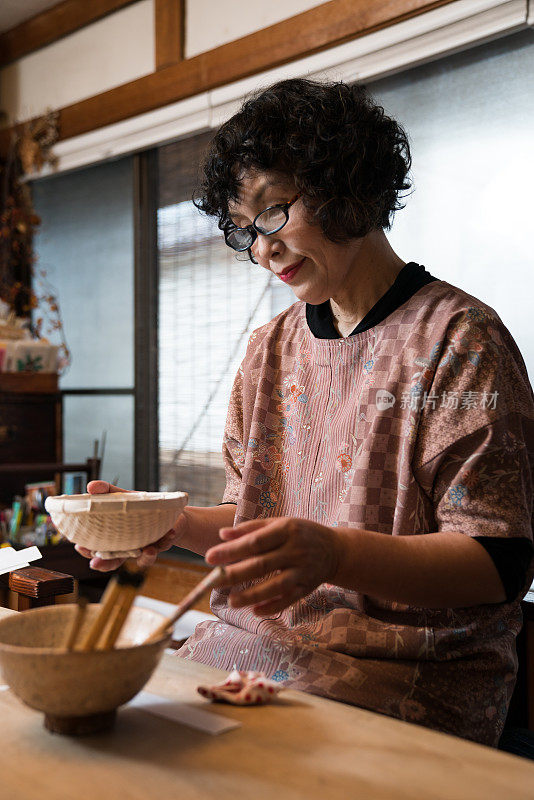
0, 110, 71, 372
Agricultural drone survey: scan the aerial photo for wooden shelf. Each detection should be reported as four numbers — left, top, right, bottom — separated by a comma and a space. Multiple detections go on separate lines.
0, 373, 58, 394
0, 372, 62, 503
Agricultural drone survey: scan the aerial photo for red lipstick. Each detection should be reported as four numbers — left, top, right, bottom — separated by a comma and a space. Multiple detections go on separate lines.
279, 258, 305, 283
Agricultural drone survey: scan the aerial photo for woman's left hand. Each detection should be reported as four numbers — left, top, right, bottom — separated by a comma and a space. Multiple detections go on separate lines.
205, 517, 339, 616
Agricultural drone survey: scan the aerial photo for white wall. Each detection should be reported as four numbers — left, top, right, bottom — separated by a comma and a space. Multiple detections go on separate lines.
0, 0, 155, 125
0, 0, 327, 125
185, 0, 326, 58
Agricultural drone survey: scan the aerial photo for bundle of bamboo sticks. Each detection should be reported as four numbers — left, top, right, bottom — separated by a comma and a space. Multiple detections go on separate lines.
63, 562, 146, 652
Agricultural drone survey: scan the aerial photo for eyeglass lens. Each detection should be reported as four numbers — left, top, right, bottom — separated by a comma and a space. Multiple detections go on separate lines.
227, 206, 288, 251
255, 206, 287, 233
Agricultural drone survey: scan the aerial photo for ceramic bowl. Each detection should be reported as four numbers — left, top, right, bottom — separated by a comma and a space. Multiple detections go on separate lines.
45, 491, 188, 558
0, 604, 171, 734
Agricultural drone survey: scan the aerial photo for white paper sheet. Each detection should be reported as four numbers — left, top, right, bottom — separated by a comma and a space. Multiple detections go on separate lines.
0, 546, 42, 576
128, 690, 241, 735
134, 596, 216, 641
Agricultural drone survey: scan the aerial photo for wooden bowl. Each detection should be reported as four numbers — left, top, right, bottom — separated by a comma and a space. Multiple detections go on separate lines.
0, 604, 171, 735
45, 491, 188, 558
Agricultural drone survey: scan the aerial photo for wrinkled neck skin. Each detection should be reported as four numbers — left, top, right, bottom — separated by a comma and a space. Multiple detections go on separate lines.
329, 230, 405, 337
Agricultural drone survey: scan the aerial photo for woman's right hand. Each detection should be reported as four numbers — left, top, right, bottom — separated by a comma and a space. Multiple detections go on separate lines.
74, 480, 189, 572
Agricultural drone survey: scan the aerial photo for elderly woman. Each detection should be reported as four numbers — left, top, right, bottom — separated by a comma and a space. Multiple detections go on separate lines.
83, 79, 533, 747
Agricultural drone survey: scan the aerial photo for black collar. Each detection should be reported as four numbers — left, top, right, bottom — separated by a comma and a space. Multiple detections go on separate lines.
306, 262, 437, 339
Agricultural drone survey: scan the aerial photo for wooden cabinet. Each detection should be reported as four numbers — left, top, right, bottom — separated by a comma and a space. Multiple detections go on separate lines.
0, 373, 61, 504
0, 373, 110, 601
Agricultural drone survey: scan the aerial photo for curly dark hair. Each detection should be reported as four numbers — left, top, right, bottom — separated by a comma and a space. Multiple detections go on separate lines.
194, 78, 412, 243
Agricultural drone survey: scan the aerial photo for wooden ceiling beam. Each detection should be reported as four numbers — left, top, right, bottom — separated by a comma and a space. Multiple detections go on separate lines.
0, 0, 456, 155
0, 0, 139, 68
155, 0, 185, 70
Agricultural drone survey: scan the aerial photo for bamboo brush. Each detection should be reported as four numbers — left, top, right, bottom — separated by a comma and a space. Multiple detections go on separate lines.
143, 566, 226, 645
77, 575, 122, 652
78, 563, 145, 652
97, 574, 144, 650
63, 596, 88, 651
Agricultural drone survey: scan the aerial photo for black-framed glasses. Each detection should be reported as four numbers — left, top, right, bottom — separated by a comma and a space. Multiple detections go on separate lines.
224, 193, 301, 253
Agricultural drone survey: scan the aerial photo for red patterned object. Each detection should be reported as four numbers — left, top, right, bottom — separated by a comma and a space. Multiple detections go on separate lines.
197, 670, 282, 705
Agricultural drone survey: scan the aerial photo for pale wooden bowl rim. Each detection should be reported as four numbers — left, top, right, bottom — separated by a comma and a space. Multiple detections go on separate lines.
45, 491, 187, 515
0, 603, 171, 655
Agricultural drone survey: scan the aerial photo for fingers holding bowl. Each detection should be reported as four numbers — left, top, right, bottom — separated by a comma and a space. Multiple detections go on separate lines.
87, 480, 134, 495
74, 544, 125, 571
74, 544, 93, 559
89, 555, 127, 572
135, 524, 184, 568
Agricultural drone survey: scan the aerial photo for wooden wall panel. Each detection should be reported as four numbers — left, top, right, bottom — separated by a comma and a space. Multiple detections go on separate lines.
143, 559, 211, 613
0, 0, 456, 154
155, 0, 185, 70
0, 0, 138, 68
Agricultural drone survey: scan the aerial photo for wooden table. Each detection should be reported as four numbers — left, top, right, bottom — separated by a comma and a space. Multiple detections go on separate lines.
0, 607, 533, 800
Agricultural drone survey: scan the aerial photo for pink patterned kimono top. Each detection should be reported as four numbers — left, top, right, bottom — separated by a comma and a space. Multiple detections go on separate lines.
178, 278, 534, 746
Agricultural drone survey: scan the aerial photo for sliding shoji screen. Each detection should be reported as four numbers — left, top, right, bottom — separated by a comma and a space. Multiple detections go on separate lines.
157, 133, 293, 506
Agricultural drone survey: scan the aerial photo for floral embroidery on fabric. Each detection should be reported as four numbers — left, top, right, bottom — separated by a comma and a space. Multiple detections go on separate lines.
448, 483, 469, 507
439, 308, 499, 375
313, 469, 325, 487
259, 490, 277, 511
410, 341, 441, 408
438, 436, 523, 513
501, 430, 521, 454
276, 375, 308, 417
461, 469, 479, 489
232, 440, 246, 468
295, 344, 312, 370
336, 450, 352, 473
335, 443, 356, 504
249, 333, 313, 517
260, 445, 281, 472
466, 307, 487, 322
223, 434, 246, 470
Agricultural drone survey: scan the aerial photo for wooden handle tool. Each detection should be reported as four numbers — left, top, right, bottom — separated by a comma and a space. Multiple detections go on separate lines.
77, 576, 121, 652
63, 597, 88, 651
143, 566, 226, 645
97, 585, 138, 650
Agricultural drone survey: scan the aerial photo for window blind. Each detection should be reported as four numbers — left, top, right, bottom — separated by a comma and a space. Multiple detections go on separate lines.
157, 133, 293, 506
